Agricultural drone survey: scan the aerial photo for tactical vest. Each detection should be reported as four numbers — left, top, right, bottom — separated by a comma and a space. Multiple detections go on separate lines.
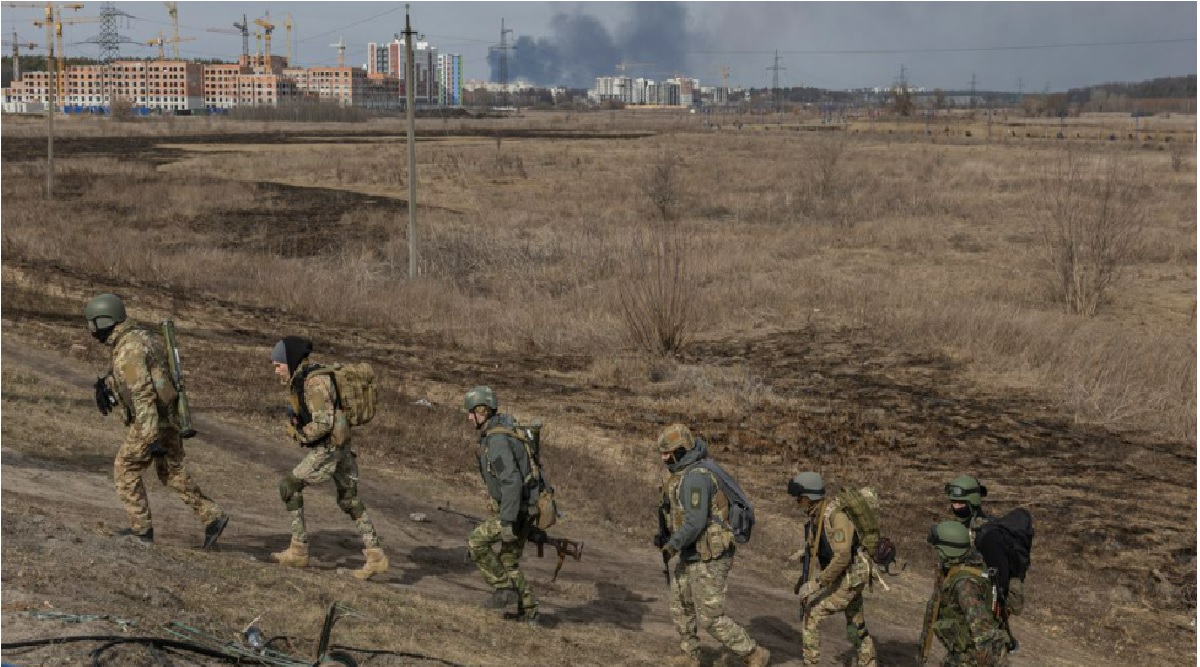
666, 465, 735, 561
288, 364, 349, 447
479, 418, 538, 509
808, 500, 861, 571
933, 564, 997, 655
110, 323, 179, 429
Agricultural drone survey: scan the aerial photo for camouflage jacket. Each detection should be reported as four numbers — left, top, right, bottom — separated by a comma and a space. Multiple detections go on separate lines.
287, 362, 342, 447
806, 499, 858, 586
107, 320, 179, 443
663, 439, 734, 562
477, 414, 535, 524
933, 556, 1006, 659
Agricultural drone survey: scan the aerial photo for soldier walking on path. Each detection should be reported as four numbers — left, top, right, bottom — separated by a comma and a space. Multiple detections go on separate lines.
921, 521, 1010, 666
789, 472, 877, 666
463, 385, 541, 625
85, 293, 228, 547
269, 336, 388, 580
656, 423, 770, 667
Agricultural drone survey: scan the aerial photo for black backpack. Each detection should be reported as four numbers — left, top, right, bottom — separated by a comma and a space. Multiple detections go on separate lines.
975, 508, 1034, 610
693, 460, 756, 544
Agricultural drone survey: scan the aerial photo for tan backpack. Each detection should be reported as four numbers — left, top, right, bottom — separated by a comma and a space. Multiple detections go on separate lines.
310, 363, 378, 426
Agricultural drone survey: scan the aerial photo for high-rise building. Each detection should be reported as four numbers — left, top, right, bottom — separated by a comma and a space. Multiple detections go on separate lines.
437, 53, 463, 106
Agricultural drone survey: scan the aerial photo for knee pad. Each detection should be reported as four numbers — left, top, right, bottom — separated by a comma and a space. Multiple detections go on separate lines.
279, 474, 305, 511
338, 496, 366, 520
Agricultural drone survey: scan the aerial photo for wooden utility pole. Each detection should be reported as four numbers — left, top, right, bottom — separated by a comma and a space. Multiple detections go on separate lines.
404, 4, 417, 278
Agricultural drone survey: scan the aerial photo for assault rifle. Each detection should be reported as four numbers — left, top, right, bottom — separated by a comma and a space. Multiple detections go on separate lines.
161, 320, 196, 438
436, 506, 584, 582
918, 563, 946, 665
795, 522, 814, 623
655, 496, 672, 585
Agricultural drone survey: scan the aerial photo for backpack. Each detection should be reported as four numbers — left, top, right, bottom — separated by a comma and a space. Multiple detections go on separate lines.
485, 421, 559, 531
836, 487, 882, 558
694, 460, 755, 544
975, 508, 1034, 615
310, 363, 378, 426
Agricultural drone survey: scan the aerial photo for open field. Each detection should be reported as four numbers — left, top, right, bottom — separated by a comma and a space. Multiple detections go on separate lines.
2, 109, 1195, 665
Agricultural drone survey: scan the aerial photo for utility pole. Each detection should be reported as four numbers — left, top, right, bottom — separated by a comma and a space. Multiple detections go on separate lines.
403, 4, 418, 279
492, 18, 513, 108
969, 72, 978, 109
766, 49, 785, 115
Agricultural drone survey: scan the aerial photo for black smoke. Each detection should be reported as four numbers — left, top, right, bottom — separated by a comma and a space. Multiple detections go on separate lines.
487, 4, 702, 87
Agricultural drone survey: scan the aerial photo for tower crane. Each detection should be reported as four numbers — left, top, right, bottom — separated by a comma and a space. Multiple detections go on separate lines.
330, 36, 345, 67
162, 1, 179, 59
283, 12, 293, 65
3, 29, 42, 80
30, 4, 86, 102
146, 28, 194, 62
253, 11, 274, 68
205, 25, 247, 61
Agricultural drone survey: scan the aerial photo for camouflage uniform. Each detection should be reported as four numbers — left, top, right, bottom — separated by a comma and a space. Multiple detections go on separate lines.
929, 555, 1009, 667
469, 413, 537, 614
107, 320, 223, 535
280, 362, 381, 549
661, 439, 761, 662
800, 498, 877, 666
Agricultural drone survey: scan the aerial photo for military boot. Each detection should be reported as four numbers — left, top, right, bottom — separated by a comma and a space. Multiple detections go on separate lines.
665, 653, 701, 667
271, 539, 309, 568
482, 588, 516, 610
743, 644, 771, 667
115, 527, 153, 543
352, 548, 388, 580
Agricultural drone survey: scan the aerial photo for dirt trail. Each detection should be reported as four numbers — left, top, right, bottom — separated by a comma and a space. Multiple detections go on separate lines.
1, 336, 1119, 666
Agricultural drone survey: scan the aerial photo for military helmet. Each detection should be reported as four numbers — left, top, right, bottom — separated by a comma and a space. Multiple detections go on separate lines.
463, 385, 498, 412
928, 520, 973, 560
945, 474, 987, 507
787, 471, 825, 501
657, 423, 695, 454
84, 293, 127, 332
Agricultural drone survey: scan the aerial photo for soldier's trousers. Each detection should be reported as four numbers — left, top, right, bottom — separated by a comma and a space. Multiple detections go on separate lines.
287, 445, 381, 548
114, 427, 223, 535
802, 556, 877, 666
943, 644, 1009, 667
468, 513, 536, 612
670, 555, 757, 658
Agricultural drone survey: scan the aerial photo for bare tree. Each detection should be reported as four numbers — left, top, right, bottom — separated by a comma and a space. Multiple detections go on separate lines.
640, 149, 683, 221
618, 218, 696, 355
1035, 148, 1148, 316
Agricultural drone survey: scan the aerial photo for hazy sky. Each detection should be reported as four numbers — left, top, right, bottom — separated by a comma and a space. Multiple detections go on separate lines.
2, 2, 1194, 90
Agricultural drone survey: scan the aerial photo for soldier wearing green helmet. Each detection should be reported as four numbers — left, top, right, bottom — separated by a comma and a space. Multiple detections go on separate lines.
463, 385, 540, 625
945, 475, 991, 539
920, 521, 1009, 666
84, 293, 228, 548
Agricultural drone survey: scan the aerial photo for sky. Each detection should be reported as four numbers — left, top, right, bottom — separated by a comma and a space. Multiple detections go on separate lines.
1, 2, 1195, 91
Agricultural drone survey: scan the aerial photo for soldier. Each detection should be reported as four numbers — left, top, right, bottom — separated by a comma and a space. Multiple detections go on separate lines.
788, 472, 876, 666
945, 475, 991, 539
922, 521, 1009, 666
656, 423, 770, 667
269, 336, 388, 581
463, 385, 540, 625
84, 294, 228, 547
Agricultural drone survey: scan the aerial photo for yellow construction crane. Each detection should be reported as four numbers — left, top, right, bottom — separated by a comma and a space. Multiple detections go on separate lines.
146, 28, 194, 62
253, 11, 274, 67
29, 3, 86, 102
330, 35, 345, 67
283, 12, 293, 65
163, 1, 179, 59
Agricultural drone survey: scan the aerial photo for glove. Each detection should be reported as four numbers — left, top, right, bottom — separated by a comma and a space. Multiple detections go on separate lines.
653, 534, 668, 549
94, 377, 113, 416
795, 579, 823, 603
148, 439, 166, 457
499, 522, 518, 544
662, 544, 678, 560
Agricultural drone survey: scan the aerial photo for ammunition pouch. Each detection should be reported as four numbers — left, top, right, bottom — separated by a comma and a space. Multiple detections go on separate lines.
1006, 578, 1025, 616
279, 473, 305, 511
534, 486, 558, 530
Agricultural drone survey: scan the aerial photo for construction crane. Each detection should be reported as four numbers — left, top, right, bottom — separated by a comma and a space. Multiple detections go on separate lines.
330, 36, 345, 67
162, 1, 179, 59
146, 28, 193, 62
30, 4, 86, 102
205, 25, 245, 60
283, 12, 293, 65
615, 61, 652, 76
4, 29, 42, 80
253, 11, 274, 68
717, 65, 730, 91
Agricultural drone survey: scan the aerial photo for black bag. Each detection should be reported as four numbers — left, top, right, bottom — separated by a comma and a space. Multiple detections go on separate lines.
695, 460, 755, 544
975, 508, 1034, 614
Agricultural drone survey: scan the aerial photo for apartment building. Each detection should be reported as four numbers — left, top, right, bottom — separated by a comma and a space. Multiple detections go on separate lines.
437, 53, 462, 106
4, 60, 205, 112
367, 36, 439, 104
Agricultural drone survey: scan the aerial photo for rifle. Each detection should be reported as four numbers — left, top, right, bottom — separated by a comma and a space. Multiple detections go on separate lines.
436, 506, 584, 582
161, 320, 196, 438
655, 495, 672, 585
797, 522, 813, 623
918, 564, 946, 665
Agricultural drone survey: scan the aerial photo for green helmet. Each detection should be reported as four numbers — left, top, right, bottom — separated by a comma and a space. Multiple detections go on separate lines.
84, 293, 127, 332
657, 423, 695, 454
945, 475, 987, 507
928, 520, 973, 560
463, 385, 498, 412
787, 471, 825, 501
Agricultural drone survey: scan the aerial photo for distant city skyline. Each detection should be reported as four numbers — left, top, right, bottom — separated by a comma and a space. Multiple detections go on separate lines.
1, 2, 1194, 91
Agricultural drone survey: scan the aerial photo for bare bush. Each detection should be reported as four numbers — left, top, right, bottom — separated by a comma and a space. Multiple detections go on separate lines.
109, 95, 134, 123
618, 220, 696, 355
1169, 141, 1188, 173
1034, 149, 1148, 316
639, 149, 683, 221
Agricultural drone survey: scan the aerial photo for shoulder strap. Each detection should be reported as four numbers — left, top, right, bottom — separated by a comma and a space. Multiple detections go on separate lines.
483, 425, 541, 486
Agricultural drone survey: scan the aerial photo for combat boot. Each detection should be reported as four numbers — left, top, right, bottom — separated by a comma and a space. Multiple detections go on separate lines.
352, 548, 388, 580
116, 527, 153, 543
665, 653, 701, 667
202, 515, 229, 550
743, 644, 771, 667
271, 539, 309, 568
482, 588, 516, 610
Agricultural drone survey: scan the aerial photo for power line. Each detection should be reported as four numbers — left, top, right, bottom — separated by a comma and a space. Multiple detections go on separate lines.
297, 5, 404, 44
686, 36, 1196, 56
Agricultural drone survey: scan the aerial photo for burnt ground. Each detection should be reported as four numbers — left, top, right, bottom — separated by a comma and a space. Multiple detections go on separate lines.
1, 129, 1195, 666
